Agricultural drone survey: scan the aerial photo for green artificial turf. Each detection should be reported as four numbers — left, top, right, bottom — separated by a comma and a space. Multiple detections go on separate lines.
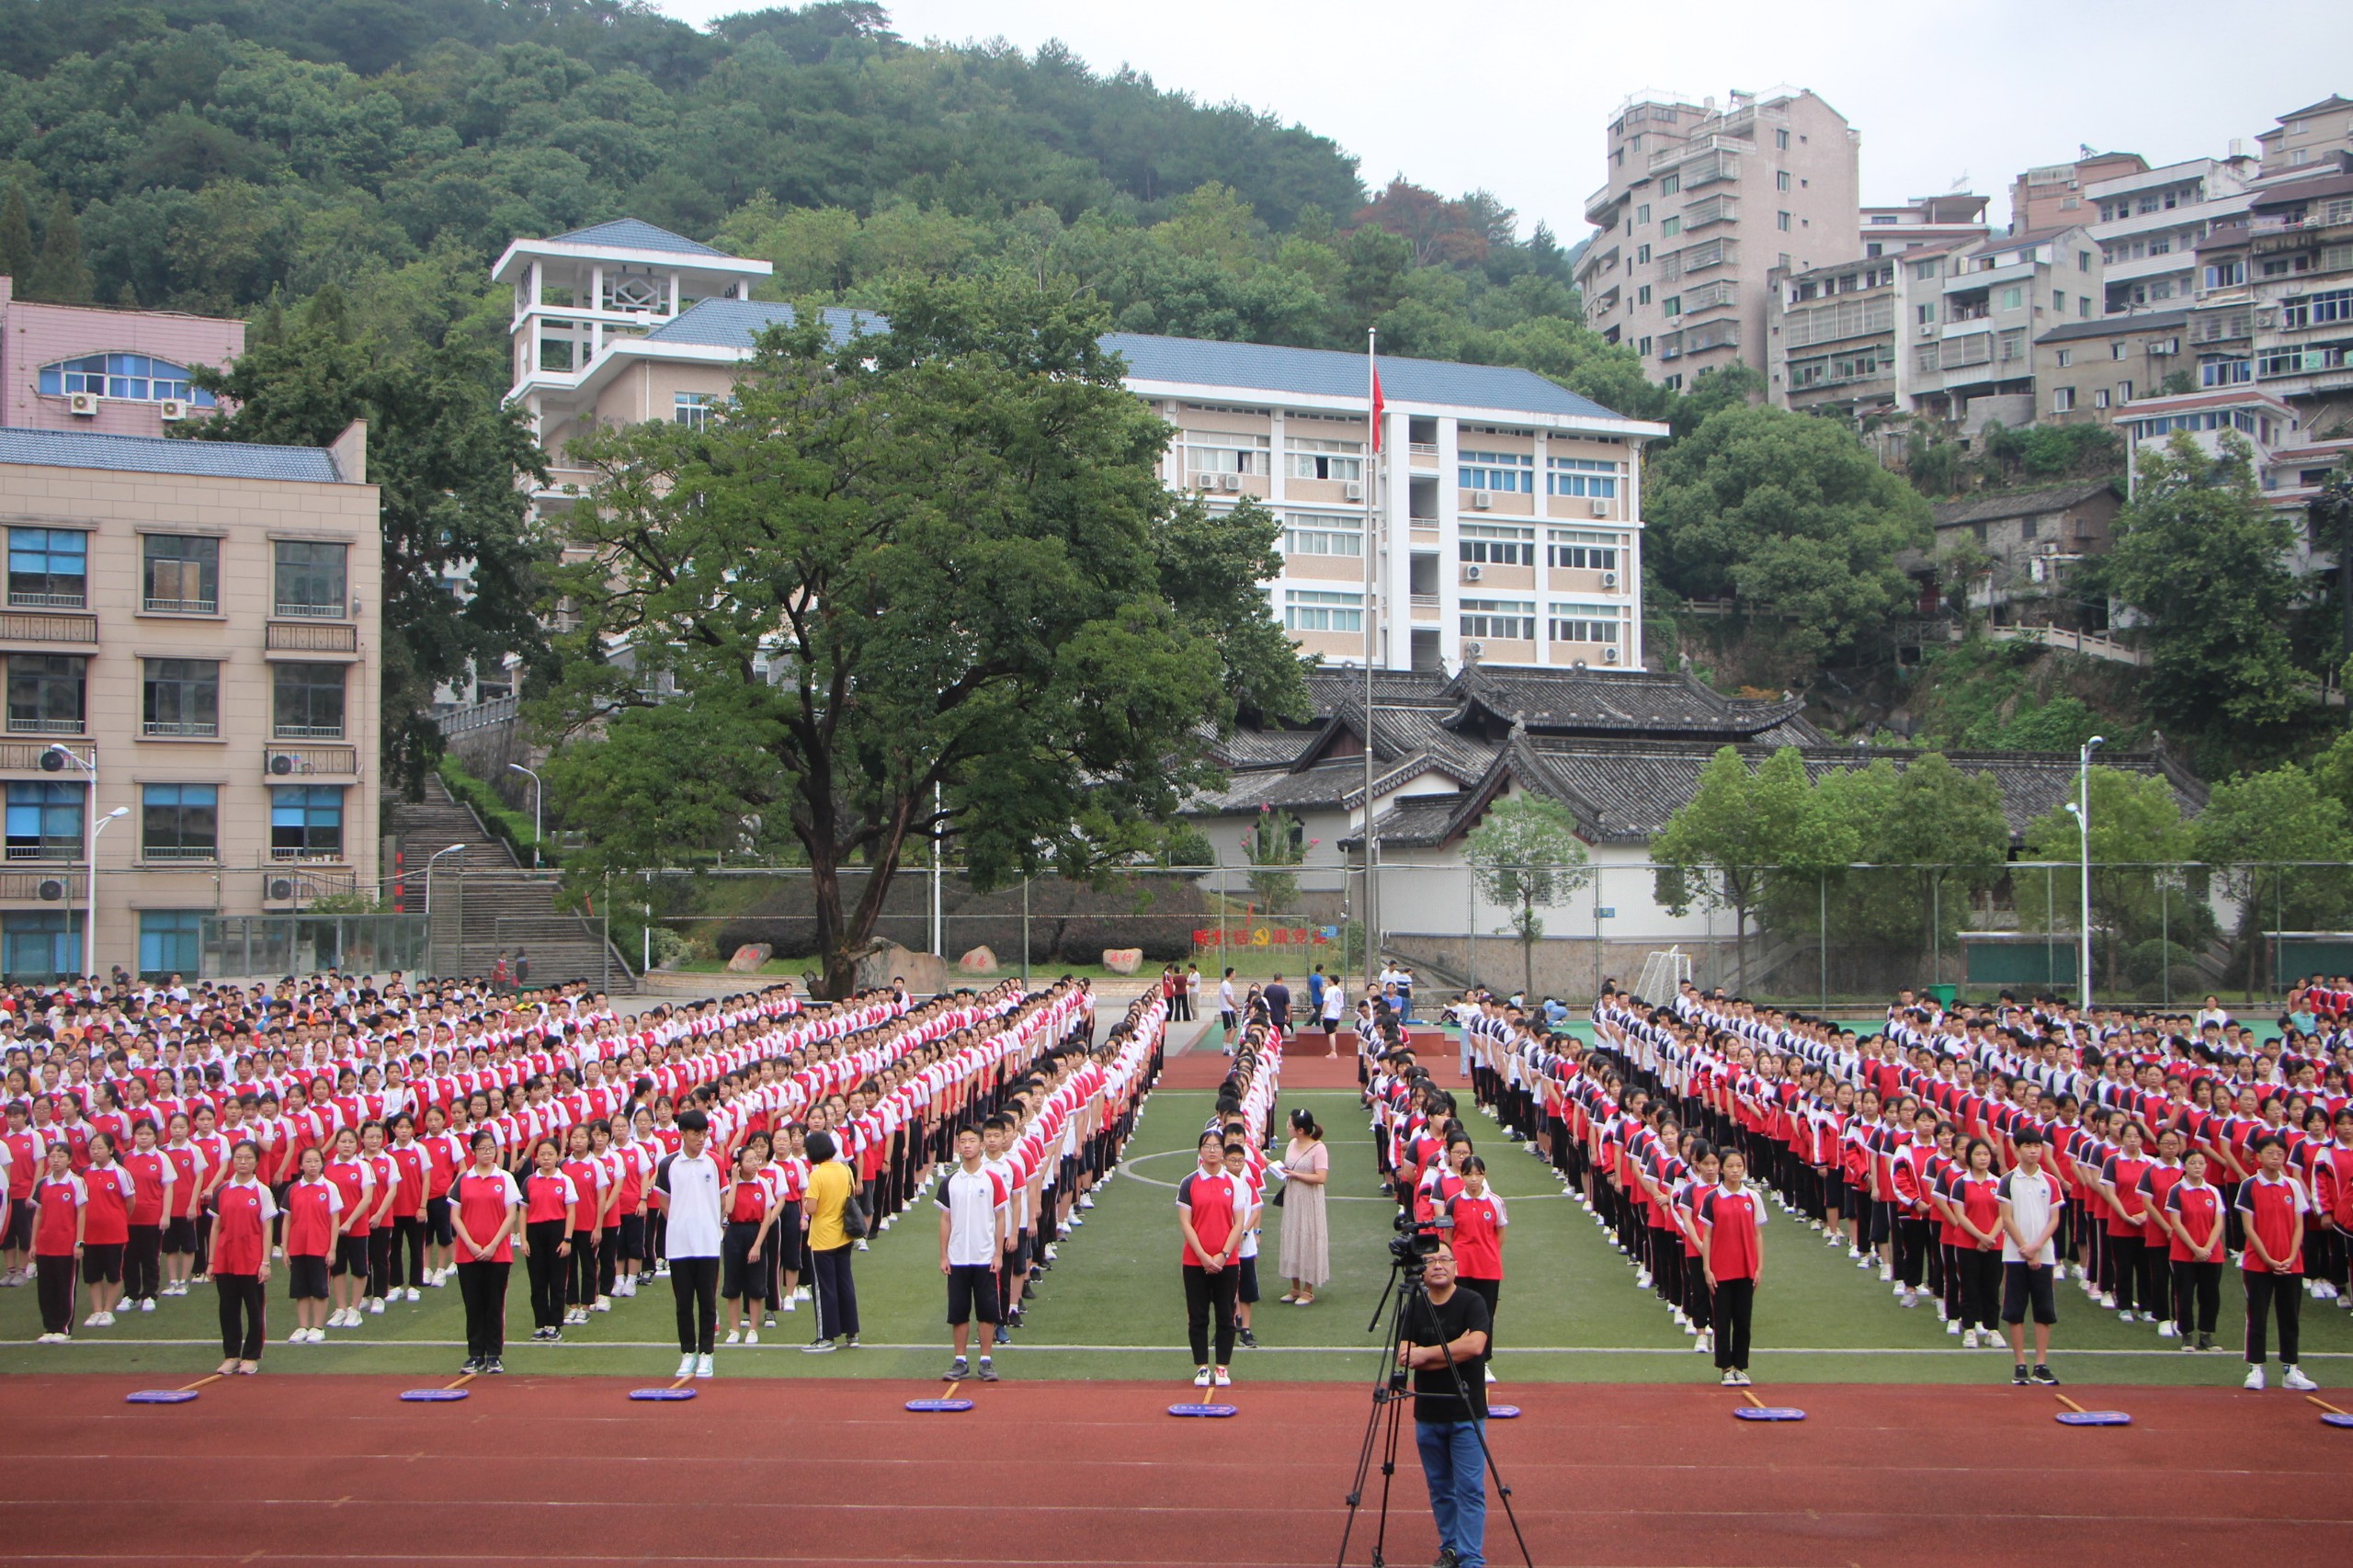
4, 1067, 2347, 1387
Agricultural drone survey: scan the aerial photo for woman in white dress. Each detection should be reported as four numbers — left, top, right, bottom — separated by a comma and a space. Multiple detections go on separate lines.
1276, 1109, 1330, 1305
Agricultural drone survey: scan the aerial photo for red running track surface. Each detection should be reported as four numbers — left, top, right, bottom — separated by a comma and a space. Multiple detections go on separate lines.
5, 1376, 2348, 1566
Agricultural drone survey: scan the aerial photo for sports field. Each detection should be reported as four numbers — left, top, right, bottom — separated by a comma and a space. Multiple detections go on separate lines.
8, 1028, 2352, 1567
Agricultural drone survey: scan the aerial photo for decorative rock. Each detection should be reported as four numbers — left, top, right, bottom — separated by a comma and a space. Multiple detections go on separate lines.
1102, 948, 1143, 975
958, 946, 998, 975
852, 941, 949, 997
726, 943, 773, 973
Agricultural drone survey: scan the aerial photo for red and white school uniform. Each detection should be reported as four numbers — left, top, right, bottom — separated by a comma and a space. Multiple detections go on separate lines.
281, 1179, 343, 1260
209, 1177, 278, 1276
451, 1169, 522, 1262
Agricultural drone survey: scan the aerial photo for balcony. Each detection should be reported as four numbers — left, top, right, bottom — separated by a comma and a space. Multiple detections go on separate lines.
0, 611, 98, 646
273, 600, 347, 621
266, 621, 359, 654
5, 717, 83, 736
0, 869, 80, 902
0, 740, 88, 772
5, 840, 77, 862
141, 845, 217, 863
142, 595, 218, 616
6, 590, 85, 610
142, 720, 219, 739
1584, 183, 1619, 226
1650, 134, 1748, 170
1408, 515, 1440, 537
1407, 442, 1440, 469
263, 745, 359, 778
1408, 594, 1441, 622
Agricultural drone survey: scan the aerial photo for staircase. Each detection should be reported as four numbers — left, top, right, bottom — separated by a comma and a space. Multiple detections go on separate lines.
382, 775, 637, 992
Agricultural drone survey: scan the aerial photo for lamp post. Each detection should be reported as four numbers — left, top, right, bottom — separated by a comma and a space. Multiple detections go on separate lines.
506, 764, 543, 869
2073, 734, 2105, 1010
87, 806, 127, 980
422, 843, 466, 917
40, 744, 98, 980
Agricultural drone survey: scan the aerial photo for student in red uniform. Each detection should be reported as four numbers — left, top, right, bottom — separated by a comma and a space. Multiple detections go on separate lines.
720, 1141, 779, 1346
383, 1112, 429, 1302
1945, 1139, 2006, 1349
4, 1099, 45, 1287
520, 1137, 577, 1343
358, 1120, 399, 1317
78, 1132, 134, 1327
2154, 1148, 2226, 1351
1176, 1130, 1244, 1391
560, 1124, 606, 1326
120, 1119, 175, 1312
160, 1111, 202, 1298
2237, 1133, 2319, 1392
320, 1127, 375, 1329
1447, 1156, 1507, 1381
1699, 1148, 1767, 1387
421, 1103, 462, 1287
206, 1141, 276, 1374
280, 1146, 341, 1343
28, 1142, 84, 1341
450, 1130, 523, 1373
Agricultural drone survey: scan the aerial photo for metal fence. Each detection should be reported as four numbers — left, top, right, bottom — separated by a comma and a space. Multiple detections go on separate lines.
629, 857, 2353, 1011
201, 914, 431, 980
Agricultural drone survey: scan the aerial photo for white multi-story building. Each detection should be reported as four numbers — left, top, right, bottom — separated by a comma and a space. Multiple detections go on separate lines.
2087, 153, 2258, 314
493, 221, 1668, 677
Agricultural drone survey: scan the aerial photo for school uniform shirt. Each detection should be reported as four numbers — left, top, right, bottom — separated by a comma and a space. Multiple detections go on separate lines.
1700, 1185, 1767, 1280
1176, 1166, 1245, 1267
281, 1177, 344, 1258
1447, 1190, 1507, 1280
80, 1162, 135, 1246
2160, 1178, 2224, 1264
122, 1146, 176, 1228
30, 1173, 85, 1256
323, 1158, 375, 1236
935, 1165, 1010, 1268
450, 1168, 524, 1262
209, 1177, 278, 1276
725, 1176, 771, 1224
653, 1151, 725, 1259
386, 1142, 427, 1219
560, 1155, 606, 1232
1998, 1168, 2065, 1265
524, 1170, 580, 1226
2, 1130, 44, 1204
2235, 1171, 2310, 1275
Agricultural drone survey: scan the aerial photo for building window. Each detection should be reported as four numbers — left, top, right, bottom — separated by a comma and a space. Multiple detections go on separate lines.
1546, 459, 1620, 499
1638, 336, 1652, 357
1914, 260, 1940, 281
1285, 437, 1365, 483
1459, 599, 1535, 641
1775, 129, 1790, 151
36, 353, 214, 405
142, 659, 220, 738
6, 654, 84, 735
1547, 604, 1621, 644
1459, 524, 1536, 566
1661, 217, 1681, 238
2080, 298, 2092, 318
2204, 260, 2245, 289
1916, 303, 1937, 325
142, 534, 219, 614
2118, 380, 2132, 402
1458, 451, 1534, 493
141, 785, 217, 862
1659, 173, 1678, 195
2056, 348, 2073, 368
1637, 285, 1652, 305
1777, 210, 1792, 232
1776, 171, 1791, 192
2021, 517, 2040, 542
2052, 387, 2076, 413
5, 780, 82, 861
1181, 429, 1269, 479
1635, 244, 1651, 265
2111, 343, 2130, 361
1280, 514, 1360, 557
1282, 589, 1362, 633
273, 540, 347, 619
2200, 358, 2252, 387
1999, 329, 2026, 362
2094, 388, 2110, 409
268, 785, 345, 860
2001, 287, 2023, 311
1545, 530, 1620, 570
272, 663, 347, 740
7, 528, 85, 609
1636, 204, 1650, 225
138, 910, 206, 979
1, 911, 80, 984
673, 392, 719, 429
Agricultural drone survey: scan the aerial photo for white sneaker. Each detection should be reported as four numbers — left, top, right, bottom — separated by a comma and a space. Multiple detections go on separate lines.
593, 1297, 611, 1312
855, 1241, 870, 1252
140, 1297, 156, 1312
676, 1353, 697, 1379
1212, 1368, 1232, 1388
96, 1312, 114, 1327
696, 1354, 714, 1379
2119, 1309, 2135, 1324
1878, 1265, 1894, 1282
2244, 1364, 2267, 1392
2283, 1366, 2319, 1392
2157, 1321, 2178, 1338
1634, 1269, 1652, 1289
406, 1287, 421, 1302
1194, 1366, 1212, 1389
290, 1327, 309, 1344
783, 1299, 796, 1312
2099, 1292, 2117, 1310
724, 1329, 742, 1346
1948, 1319, 1963, 1337
307, 1327, 327, 1343
745, 1330, 759, 1346
794, 1287, 811, 1301
369, 1298, 386, 1315
1961, 1328, 1979, 1348
1695, 1330, 1712, 1355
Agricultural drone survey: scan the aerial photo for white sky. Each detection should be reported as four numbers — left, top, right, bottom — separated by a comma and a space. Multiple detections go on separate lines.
650, 0, 2350, 241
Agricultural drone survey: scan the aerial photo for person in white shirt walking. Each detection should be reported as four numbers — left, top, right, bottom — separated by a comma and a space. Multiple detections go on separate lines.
654, 1108, 725, 1380
1218, 969, 1240, 1051
936, 1126, 1010, 1381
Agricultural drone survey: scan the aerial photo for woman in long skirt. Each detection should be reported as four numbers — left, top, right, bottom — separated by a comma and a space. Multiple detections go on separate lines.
1276, 1109, 1330, 1305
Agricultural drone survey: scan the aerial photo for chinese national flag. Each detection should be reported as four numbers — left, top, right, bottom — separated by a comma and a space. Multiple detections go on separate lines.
1370, 368, 1385, 451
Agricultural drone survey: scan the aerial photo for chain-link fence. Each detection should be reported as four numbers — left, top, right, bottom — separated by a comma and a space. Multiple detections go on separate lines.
616, 857, 2353, 1010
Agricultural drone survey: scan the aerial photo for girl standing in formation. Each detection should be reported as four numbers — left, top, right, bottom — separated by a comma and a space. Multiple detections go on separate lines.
79, 1132, 133, 1327
281, 1146, 341, 1343
522, 1138, 577, 1343
1447, 1155, 1507, 1381
208, 1141, 275, 1374
30, 1142, 85, 1342
450, 1131, 522, 1374
1699, 1148, 1766, 1388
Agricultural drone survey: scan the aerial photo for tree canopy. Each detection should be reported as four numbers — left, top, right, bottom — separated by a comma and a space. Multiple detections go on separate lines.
536, 278, 1306, 996
1465, 793, 1591, 996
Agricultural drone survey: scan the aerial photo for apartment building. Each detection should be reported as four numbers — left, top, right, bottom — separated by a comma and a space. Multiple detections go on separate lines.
1859, 193, 1991, 258
0, 277, 244, 439
2087, 155, 2257, 314
2258, 97, 2353, 177
1578, 89, 1860, 390
0, 423, 381, 983
1765, 253, 1910, 421
497, 222, 1668, 678
2186, 164, 2353, 430
1911, 229, 2106, 431
2009, 151, 2149, 233
2034, 310, 2191, 427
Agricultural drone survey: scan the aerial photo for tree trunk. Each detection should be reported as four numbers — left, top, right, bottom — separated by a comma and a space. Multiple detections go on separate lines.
1522, 895, 1536, 1001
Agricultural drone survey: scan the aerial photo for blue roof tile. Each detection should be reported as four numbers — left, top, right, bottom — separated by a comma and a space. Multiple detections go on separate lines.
548, 219, 729, 257
0, 427, 345, 483
644, 300, 881, 348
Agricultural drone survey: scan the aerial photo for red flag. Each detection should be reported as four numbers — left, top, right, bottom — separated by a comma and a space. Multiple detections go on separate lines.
1370, 367, 1385, 452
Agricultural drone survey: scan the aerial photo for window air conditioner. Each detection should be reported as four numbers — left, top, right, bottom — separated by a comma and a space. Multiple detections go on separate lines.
1589, 498, 1609, 516
67, 392, 99, 416
158, 398, 188, 422
1472, 491, 1494, 509
267, 877, 298, 902
1603, 645, 1622, 663
1917, 324, 1936, 338
36, 878, 66, 903
1463, 640, 1484, 657
1601, 571, 1620, 588
1345, 481, 1365, 501
267, 752, 307, 776
1220, 473, 1242, 492
1461, 563, 1484, 583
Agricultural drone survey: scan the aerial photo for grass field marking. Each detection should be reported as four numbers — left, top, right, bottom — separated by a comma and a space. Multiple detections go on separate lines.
36, 1337, 2353, 1357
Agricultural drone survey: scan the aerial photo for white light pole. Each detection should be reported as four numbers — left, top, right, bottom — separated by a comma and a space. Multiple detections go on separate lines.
88, 806, 127, 981
40, 744, 98, 980
422, 843, 467, 916
506, 764, 543, 869
2074, 734, 2106, 1010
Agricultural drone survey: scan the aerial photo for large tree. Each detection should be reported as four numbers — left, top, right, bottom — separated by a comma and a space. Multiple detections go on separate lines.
538, 279, 1307, 997
2189, 763, 2353, 997
1652, 746, 1856, 991
2108, 431, 2308, 755
1466, 793, 1592, 998
1646, 403, 1932, 665
1802, 754, 2010, 984
2015, 767, 2197, 994
184, 290, 551, 790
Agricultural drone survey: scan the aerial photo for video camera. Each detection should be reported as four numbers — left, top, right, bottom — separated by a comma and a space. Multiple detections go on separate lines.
1389, 1209, 1452, 1275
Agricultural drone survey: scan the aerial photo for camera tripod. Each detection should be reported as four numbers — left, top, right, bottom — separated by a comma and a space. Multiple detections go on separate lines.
1335, 1257, 1534, 1568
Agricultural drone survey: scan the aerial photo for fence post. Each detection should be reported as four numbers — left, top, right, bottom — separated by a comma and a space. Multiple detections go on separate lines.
1818, 869, 1827, 1010
2159, 872, 2168, 1007
1931, 874, 1940, 991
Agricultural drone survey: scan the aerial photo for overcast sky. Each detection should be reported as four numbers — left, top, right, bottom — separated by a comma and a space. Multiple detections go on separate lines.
650, 0, 2350, 241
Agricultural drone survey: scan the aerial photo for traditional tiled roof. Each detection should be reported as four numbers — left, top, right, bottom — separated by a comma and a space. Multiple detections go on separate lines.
548, 219, 728, 256
1447, 665, 1812, 737
644, 299, 881, 349
1930, 481, 2120, 529
1102, 334, 1638, 423
1200, 724, 1321, 771
2036, 309, 2189, 346
0, 427, 345, 483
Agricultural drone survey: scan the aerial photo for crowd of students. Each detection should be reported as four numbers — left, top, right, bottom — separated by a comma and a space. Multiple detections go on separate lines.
0, 964, 1170, 1377
1449, 979, 2347, 1392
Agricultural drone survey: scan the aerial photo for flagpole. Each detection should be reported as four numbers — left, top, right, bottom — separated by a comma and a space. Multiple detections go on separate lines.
1363, 327, 1380, 994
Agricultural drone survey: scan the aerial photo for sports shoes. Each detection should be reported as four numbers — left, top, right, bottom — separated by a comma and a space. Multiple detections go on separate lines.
2029, 1364, 2059, 1386
593, 1297, 611, 1312
2012, 1364, 2031, 1386
1236, 1327, 1259, 1349
676, 1353, 697, 1379
368, 1298, 385, 1315
944, 1358, 970, 1381
406, 1287, 421, 1302
724, 1329, 743, 1346
1212, 1367, 1232, 1388
745, 1330, 759, 1346
461, 1357, 484, 1374
1949, 1320, 1964, 1338
804, 1338, 838, 1355
1733, 1370, 1752, 1387
140, 1297, 156, 1312
482, 1358, 505, 1375
290, 1327, 309, 1345
2244, 1364, 2267, 1391
1896, 1290, 1918, 1308
845, 1335, 860, 1348
1695, 1330, 1712, 1355
2157, 1322, 2178, 1338
2282, 1366, 2319, 1392
2119, 1309, 2135, 1324
696, 1354, 714, 1379
1722, 1369, 1741, 1387
1194, 1366, 1212, 1388
977, 1359, 1000, 1381
783, 1299, 796, 1312
2196, 1332, 2213, 1351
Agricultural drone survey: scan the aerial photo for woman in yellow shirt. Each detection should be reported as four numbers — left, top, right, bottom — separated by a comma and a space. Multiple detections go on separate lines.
801, 1131, 860, 1352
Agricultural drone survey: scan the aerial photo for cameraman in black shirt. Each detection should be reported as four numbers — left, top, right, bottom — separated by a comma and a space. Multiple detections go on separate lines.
1397, 1241, 1492, 1568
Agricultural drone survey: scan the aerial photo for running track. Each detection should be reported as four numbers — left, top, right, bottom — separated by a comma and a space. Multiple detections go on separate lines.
7, 1376, 2348, 1566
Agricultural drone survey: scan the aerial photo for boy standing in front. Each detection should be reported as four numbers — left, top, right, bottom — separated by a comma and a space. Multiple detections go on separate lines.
937, 1126, 1009, 1382
1999, 1129, 2065, 1387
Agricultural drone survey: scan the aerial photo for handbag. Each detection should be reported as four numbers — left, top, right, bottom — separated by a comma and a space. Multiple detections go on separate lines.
1268, 1181, 1287, 1209
840, 1188, 870, 1241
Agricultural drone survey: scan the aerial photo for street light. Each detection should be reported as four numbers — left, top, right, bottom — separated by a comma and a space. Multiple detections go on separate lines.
2074, 733, 2106, 1010
422, 843, 467, 916
40, 744, 99, 979
507, 764, 543, 870
86, 806, 128, 981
